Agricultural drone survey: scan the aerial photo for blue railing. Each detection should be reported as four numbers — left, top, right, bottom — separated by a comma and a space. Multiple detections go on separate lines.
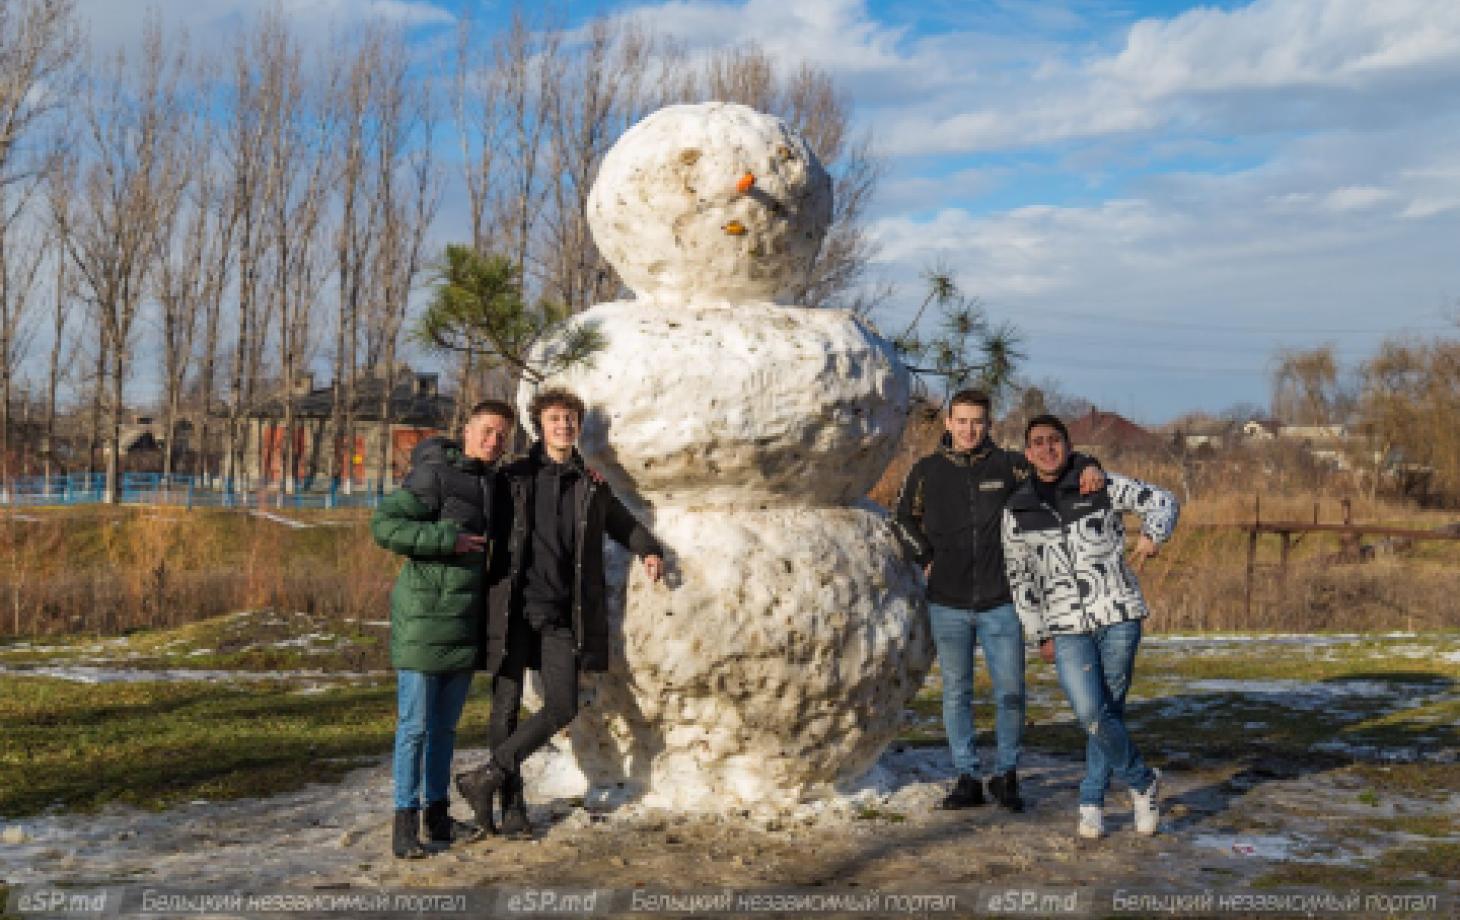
0, 474, 390, 509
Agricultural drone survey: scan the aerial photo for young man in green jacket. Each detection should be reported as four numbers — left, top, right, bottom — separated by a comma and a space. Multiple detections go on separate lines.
370, 400, 514, 859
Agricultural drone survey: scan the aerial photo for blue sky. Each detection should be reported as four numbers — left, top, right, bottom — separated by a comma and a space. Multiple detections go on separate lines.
71, 0, 1460, 423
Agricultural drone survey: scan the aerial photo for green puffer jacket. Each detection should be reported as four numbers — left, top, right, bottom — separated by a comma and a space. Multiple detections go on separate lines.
371, 437, 496, 673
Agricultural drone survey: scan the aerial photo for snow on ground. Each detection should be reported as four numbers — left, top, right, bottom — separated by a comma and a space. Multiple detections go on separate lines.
0, 632, 1454, 891
0, 744, 960, 887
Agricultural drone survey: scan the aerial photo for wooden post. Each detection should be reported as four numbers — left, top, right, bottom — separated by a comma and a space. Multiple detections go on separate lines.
1339, 497, 1361, 561
1245, 494, 1260, 621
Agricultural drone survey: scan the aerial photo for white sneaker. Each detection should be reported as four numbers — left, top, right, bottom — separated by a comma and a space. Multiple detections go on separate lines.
1077, 804, 1104, 839
1132, 769, 1161, 836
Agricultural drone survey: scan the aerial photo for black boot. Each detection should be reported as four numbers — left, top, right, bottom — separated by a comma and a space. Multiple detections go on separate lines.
988, 769, 1025, 813
499, 772, 533, 840
424, 799, 488, 846
940, 773, 986, 809
424, 800, 453, 844
454, 760, 508, 833
392, 808, 428, 859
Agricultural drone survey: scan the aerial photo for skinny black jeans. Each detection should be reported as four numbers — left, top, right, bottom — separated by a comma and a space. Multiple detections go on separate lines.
486, 624, 579, 772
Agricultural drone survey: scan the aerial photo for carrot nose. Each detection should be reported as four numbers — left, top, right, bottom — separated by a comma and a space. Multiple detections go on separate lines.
735, 171, 755, 194
723, 220, 747, 236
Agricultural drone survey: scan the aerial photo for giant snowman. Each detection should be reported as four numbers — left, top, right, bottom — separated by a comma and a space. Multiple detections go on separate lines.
519, 102, 931, 810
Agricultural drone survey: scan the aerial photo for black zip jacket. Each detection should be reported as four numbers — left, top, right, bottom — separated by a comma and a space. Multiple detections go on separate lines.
893, 434, 1097, 611
483, 443, 663, 674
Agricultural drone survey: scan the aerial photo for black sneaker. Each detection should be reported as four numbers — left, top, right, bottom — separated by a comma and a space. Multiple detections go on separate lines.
391, 808, 428, 859
940, 774, 986, 809
988, 769, 1025, 813
454, 760, 508, 833
499, 772, 534, 840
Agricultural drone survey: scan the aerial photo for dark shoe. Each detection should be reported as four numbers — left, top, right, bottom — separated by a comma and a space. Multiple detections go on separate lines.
424, 799, 488, 845
455, 760, 508, 833
988, 769, 1025, 813
392, 808, 428, 859
940, 773, 986, 809
499, 772, 533, 839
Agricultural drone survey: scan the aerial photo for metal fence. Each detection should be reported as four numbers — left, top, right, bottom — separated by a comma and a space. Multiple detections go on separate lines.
0, 473, 388, 510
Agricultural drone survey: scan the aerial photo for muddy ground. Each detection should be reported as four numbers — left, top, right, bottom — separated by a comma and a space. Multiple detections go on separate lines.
0, 630, 1456, 915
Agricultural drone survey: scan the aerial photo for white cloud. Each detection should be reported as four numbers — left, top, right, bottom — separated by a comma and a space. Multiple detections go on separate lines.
1097, 0, 1460, 95
602, 0, 1460, 157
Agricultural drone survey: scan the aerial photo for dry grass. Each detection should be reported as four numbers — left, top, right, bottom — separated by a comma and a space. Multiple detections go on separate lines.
4, 433, 1457, 640
0, 508, 397, 639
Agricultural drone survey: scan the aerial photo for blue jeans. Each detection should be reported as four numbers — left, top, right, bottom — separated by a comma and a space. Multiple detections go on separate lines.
928, 602, 1025, 776
393, 669, 474, 811
1052, 619, 1155, 806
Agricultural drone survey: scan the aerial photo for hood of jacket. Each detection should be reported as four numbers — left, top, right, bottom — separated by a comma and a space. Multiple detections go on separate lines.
411, 435, 489, 474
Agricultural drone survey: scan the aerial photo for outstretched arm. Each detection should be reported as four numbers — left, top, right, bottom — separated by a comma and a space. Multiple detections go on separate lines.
604, 493, 665, 582
1106, 473, 1180, 570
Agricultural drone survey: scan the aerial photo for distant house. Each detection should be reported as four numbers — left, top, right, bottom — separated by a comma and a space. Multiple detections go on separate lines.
1242, 418, 1282, 441
1179, 419, 1237, 451
1277, 423, 1352, 469
1066, 407, 1163, 454
1278, 424, 1347, 441
240, 368, 455, 488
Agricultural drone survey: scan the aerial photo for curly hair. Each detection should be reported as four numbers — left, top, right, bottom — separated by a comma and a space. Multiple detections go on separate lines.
526, 387, 586, 439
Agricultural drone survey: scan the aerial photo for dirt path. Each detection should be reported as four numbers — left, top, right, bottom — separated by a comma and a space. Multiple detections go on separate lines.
4, 744, 1453, 898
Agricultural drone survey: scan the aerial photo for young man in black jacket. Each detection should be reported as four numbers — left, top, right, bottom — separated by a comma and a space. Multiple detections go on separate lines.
456, 387, 663, 838
894, 389, 1102, 812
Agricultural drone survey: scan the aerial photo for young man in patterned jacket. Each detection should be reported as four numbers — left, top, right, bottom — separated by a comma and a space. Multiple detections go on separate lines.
1002, 414, 1180, 839
893, 390, 1103, 813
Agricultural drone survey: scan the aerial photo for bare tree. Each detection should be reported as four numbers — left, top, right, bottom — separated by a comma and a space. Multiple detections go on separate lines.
63, 23, 190, 502
216, 15, 295, 489
0, 0, 78, 188
152, 96, 212, 482
0, 0, 78, 491
363, 33, 440, 492
1271, 345, 1340, 426
42, 147, 78, 491
261, 31, 333, 498
496, 12, 563, 298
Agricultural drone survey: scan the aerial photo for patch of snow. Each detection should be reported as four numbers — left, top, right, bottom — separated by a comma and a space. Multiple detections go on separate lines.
1191, 834, 1313, 862
1188, 678, 1376, 696
247, 510, 313, 529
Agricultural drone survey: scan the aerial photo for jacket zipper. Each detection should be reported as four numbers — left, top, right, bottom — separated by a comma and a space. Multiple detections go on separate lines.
571, 474, 595, 654
967, 467, 981, 608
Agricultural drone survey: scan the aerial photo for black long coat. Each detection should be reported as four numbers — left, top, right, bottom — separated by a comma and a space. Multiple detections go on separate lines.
482, 443, 662, 674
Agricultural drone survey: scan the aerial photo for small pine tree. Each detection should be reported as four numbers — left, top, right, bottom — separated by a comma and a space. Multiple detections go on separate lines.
414, 245, 604, 385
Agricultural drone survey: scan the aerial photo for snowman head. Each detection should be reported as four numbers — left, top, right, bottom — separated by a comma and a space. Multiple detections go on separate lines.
587, 102, 833, 307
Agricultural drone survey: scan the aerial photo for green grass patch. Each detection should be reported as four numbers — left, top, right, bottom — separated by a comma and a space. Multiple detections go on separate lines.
0, 611, 390, 672
0, 674, 493, 818
1344, 763, 1460, 797
1252, 842, 1460, 888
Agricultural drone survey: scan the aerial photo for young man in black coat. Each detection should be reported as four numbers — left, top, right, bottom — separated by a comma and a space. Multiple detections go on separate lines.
456, 387, 663, 838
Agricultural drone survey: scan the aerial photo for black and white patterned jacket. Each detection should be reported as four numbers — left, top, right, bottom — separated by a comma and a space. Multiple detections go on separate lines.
1001, 468, 1179, 641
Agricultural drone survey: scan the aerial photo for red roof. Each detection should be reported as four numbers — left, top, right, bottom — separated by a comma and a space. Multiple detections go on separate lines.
1065, 408, 1161, 451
